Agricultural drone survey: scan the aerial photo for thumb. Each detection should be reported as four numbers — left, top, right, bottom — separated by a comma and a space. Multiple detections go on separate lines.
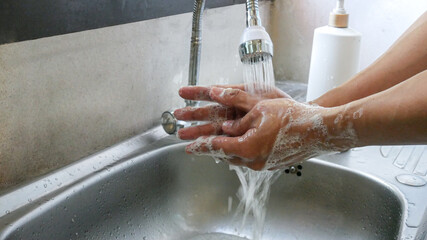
222, 113, 254, 137
209, 87, 258, 112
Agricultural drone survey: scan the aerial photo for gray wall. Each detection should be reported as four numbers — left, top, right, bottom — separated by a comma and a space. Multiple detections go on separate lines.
0, 4, 267, 190
1, 1, 426, 191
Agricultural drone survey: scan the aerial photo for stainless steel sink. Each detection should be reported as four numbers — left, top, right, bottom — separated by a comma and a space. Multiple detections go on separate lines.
0, 132, 411, 240
1, 81, 426, 239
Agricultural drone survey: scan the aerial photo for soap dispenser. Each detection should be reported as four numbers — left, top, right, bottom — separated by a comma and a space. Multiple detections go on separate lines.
306, 0, 361, 101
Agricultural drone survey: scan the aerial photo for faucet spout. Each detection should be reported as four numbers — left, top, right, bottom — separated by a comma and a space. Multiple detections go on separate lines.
239, 0, 273, 63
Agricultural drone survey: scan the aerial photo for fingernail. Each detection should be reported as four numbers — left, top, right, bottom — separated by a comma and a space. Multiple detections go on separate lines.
177, 129, 191, 140
178, 87, 185, 96
176, 129, 184, 140
174, 109, 187, 120
174, 108, 182, 117
185, 137, 209, 154
174, 107, 193, 119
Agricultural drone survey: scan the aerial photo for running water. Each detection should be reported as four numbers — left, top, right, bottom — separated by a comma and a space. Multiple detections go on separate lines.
242, 55, 275, 95
189, 233, 249, 240
230, 166, 282, 240
232, 54, 283, 240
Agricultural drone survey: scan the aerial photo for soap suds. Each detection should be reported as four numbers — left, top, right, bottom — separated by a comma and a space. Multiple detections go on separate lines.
334, 113, 343, 124
265, 102, 358, 170
187, 136, 233, 163
353, 108, 364, 119
176, 104, 234, 137
219, 88, 234, 98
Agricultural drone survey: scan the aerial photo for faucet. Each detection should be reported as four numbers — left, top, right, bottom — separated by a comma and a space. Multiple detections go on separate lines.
240, 0, 273, 63
161, 0, 273, 134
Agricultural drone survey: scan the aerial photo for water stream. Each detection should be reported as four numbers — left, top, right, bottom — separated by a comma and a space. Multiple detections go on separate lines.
232, 55, 283, 240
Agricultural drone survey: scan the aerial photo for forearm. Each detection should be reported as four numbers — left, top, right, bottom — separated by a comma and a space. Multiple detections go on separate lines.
333, 70, 427, 147
314, 11, 427, 107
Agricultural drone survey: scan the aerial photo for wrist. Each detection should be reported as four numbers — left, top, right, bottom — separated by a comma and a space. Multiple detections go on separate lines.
320, 105, 359, 151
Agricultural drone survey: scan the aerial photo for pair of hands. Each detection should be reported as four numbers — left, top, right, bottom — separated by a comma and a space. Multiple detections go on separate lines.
175, 85, 348, 170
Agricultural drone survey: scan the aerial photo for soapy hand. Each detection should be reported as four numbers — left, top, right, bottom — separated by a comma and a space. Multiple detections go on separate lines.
175, 85, 290, 140
175, 85, 358, 170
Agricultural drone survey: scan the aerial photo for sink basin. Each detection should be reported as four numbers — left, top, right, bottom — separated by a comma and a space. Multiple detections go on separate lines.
0, 138, 406, 240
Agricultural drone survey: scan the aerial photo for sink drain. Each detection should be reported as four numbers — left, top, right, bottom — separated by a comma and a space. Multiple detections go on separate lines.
284, 164, 303, 176
395, 174, 426, 187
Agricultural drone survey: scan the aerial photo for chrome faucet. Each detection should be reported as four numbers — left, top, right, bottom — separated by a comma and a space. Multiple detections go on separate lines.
240, 0, 273, 63
161, 0, 273, 134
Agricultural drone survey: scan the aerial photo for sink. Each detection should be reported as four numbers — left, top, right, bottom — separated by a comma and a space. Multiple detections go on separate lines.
0, 136, 407, 240
1, 81, 424, 240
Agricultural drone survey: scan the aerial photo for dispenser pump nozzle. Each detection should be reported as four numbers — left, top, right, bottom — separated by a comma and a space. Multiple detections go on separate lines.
329, 0, 349, 28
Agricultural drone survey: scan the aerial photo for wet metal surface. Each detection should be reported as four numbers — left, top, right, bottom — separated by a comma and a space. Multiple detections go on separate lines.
0, 142, 406, 239
0, 82, 426, 239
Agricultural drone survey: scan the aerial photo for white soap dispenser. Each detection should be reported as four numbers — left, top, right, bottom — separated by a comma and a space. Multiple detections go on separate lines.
306, 0, 361, 101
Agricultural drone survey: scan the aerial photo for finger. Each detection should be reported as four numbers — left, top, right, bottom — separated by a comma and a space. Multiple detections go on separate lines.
186, 135, 243, 156
178, 123, 223, 140
227, 157, 248, 167
211, 84, 291, 99
211, 84, 246, 91
186, 128, 259, 157
186, 131, 264, 169
185, 136, 253, 168
174, 105, 235, 121
245, 161, 268, 171
179, 86, 212, 101
265, 88, 292, 99
222, 113, 255, 136
209, 87, 259, 112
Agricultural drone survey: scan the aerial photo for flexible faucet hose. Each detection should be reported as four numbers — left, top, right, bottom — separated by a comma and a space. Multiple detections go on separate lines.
246, 0, 262, 27
188, 0, 205, 87
187, 0, 206, 106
